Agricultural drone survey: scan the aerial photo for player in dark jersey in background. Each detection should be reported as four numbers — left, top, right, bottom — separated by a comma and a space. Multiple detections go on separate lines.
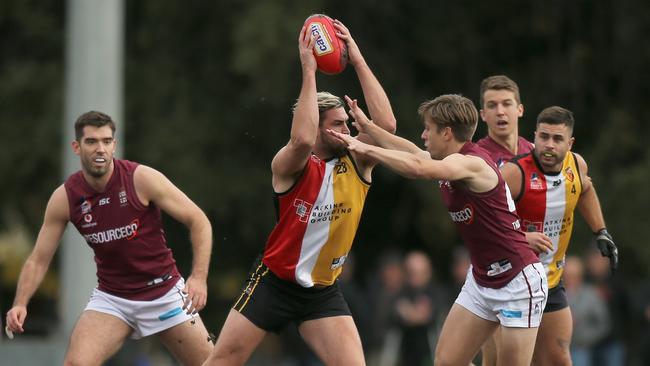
203, 20, 396, 366
500, 106, 618, 366
329, 94, 547, 366
476, 75, 534, 166
476, 75, 535, 365
5, 111, 214, 365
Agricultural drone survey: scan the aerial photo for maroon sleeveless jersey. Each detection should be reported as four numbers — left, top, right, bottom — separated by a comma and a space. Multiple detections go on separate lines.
64, 159, 180, 300
439, 142, 538, 288
476, 135, 533, 166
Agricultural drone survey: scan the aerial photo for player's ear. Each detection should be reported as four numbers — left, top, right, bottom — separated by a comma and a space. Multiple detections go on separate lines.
72, 139, 81, 155
518, 103, 524, 117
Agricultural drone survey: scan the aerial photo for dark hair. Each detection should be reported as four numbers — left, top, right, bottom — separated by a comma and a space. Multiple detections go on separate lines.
74, 111, 116, 141
536, 106, 574, 133
479, 75, 521, 106
418, 94, 478, 142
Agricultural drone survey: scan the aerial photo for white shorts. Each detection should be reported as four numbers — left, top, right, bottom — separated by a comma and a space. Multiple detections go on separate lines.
84, 278, 196, 339
456, 262, 548, 328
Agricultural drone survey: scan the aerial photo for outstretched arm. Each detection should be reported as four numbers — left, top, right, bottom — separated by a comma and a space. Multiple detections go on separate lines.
135, 166, 213, 314
333, 19, 396, 137
271, 26, 319, 192
6, 185, 69, 334
345, 96, 424, 155
328, 130, 496, 191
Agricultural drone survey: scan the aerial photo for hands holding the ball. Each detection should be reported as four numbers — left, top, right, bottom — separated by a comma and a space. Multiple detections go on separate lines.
332, 19, 364, 68
298, 25, 317, 74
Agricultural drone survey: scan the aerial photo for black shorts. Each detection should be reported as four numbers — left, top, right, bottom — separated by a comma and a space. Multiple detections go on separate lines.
233, 257, 351, 333
544, 281, 569, 313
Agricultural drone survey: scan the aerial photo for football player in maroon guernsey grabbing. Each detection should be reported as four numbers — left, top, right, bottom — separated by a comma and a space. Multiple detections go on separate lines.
5, 111, 214, 365
329, 94, 548, 366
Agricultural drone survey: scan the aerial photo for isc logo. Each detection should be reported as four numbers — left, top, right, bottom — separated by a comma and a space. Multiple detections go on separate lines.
309, 23, 333, 55
99, 197, 111, 206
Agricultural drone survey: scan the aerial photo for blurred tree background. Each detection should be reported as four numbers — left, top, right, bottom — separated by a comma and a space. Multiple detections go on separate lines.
1, 0, 649, 362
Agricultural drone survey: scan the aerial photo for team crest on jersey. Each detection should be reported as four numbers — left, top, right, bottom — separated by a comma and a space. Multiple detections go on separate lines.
564, 167, 575, 182
530, 173, 543, 190
523, 220, 543, 233
293, 199, 313, 223
80, 198, 92, 214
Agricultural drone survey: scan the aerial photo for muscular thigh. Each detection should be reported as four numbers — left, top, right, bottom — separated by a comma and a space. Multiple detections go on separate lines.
157, 316, 214, 366
299, 315, 365, 366
65, 310, 132, 365
435, 303, 498, 366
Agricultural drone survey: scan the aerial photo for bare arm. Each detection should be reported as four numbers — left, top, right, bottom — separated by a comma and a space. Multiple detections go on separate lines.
574, 154, 606, 231
271, 26, 319, 192
345, 96, 423, 154
328, 130, 496, 191
333, 20, 396, 138
6, 185, 69, 333
134, 166, 212, 314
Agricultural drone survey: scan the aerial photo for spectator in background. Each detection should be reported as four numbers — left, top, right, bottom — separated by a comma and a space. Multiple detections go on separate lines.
564, 255, 610, 366
394, 250, 447, 366
367, 251, 404, 366
584, 245, 629, 366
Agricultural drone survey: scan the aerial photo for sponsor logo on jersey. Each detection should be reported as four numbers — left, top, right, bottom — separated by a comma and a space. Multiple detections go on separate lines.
293, 199, 313, 223
449, 204, 474, 224
552, 179, 562, 187
99, 197, 111, 206
309, 22, 334, 56
83, 219, 139, 244
487, 259, 513, 276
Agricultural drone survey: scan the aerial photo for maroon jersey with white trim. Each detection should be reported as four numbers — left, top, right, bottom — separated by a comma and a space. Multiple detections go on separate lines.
64, 159, 179, 300
476, 135, 534, 166
439, 142, 538, 288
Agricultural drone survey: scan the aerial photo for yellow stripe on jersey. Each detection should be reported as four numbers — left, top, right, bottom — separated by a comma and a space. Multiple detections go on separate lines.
310, 155, 369, 286
544, 153, 583, 288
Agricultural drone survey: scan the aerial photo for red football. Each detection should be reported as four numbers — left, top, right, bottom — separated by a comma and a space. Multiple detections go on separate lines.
303, 14, 348, 75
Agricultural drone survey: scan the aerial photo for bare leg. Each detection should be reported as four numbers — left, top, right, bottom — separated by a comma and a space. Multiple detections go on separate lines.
299, 315, 365, 366
496, 325, 539, 366
532, 307, 572, 366
434, 304, 498, 366
202, 310, 267, 366
481, 329, 499, 366
157, 316, 214, 366
64, 310, 132, 366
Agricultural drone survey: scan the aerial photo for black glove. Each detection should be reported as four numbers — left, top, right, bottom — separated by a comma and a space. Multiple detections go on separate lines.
595, 228, 618, 271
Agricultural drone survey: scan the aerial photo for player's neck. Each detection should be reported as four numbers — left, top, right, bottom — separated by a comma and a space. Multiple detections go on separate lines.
489, 131, 519, 154
82, 162, 115, 193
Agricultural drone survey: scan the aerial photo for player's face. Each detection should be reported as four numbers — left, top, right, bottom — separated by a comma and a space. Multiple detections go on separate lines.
421, 119, 446, 159
480, 89, 523, 138
533, 122, 574, 172
318, 107, 350, 157
73, 125, 116, 178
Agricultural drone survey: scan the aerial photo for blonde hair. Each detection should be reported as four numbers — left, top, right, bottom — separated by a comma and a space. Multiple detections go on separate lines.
292, 91, 344, 122
418, 94, 478, 142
